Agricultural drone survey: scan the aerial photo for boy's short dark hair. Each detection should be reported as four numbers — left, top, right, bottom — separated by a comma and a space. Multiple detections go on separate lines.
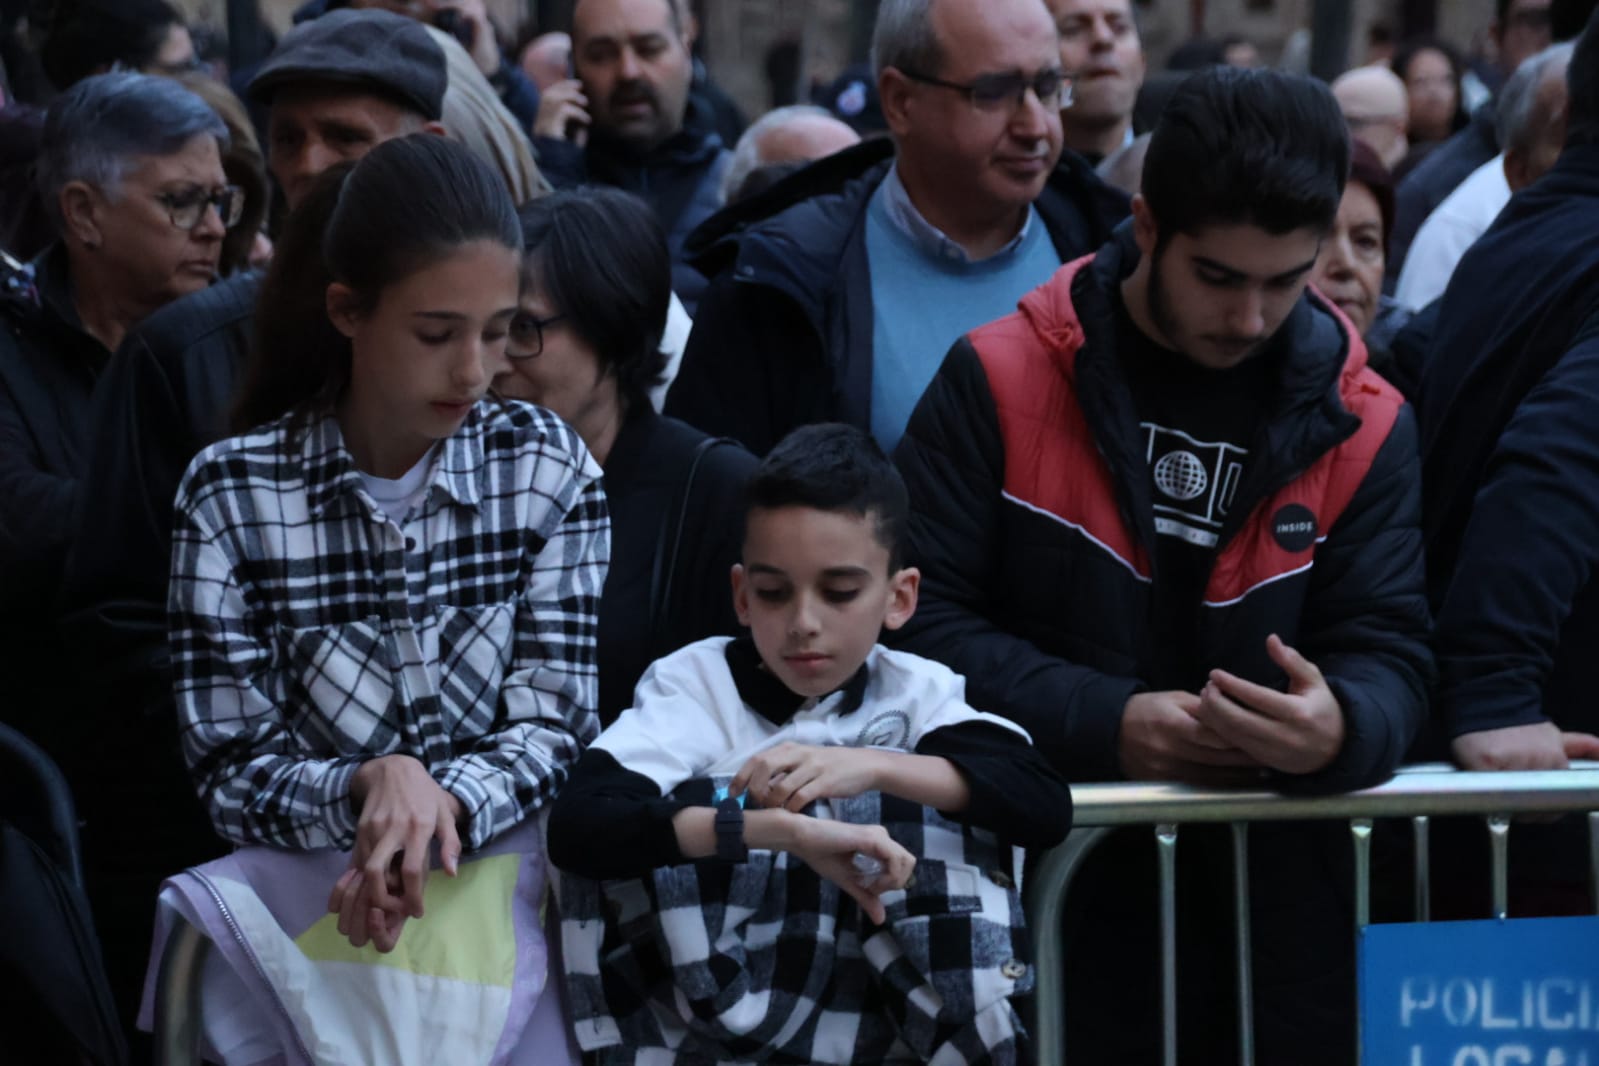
1141, 66, 1349, 245
745, 424, 909, 570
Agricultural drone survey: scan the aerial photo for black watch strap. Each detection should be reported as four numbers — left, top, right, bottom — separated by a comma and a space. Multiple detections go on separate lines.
714, 797, 747, 862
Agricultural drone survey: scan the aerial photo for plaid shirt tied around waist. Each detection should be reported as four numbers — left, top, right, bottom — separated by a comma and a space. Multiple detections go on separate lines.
169, 400, 607, 852
558, 788, 1033, 1065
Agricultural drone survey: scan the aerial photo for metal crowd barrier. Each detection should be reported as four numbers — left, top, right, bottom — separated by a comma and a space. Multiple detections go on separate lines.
1024, 762, 1599, 1066
155, 917, 206, 1066
156, 764, 1599, 1065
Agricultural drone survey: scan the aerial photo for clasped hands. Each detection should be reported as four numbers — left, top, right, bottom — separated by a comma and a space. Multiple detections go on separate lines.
326, 754, 464, 953
1118, 634, 1345, 786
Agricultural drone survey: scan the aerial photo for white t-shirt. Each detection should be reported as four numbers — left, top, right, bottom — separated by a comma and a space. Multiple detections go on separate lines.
356, 443, 439, 528
1395, 155, 1511, 313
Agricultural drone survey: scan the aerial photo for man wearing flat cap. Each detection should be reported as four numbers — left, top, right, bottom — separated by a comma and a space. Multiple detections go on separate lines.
53, 11, 451, 1037
250, 7, 448, 210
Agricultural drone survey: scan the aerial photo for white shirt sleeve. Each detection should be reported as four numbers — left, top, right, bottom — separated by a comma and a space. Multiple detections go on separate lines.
591, 638, 740, 794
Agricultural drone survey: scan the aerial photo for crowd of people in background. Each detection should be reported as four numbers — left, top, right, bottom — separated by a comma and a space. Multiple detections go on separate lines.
3, 0, 1599, 1063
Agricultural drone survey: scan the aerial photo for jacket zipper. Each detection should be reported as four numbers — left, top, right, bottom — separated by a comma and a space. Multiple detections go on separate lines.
192, 868, 318, 1064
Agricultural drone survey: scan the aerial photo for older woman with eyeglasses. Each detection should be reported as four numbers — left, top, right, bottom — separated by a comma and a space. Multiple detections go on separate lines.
0, 70, 236, 758
494, 186, 757, 725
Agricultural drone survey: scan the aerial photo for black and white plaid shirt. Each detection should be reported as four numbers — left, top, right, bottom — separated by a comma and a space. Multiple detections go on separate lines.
558, 787, 1034, 1065
170, 400, 607, 853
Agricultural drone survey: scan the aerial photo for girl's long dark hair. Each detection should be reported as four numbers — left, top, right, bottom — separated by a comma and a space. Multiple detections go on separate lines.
230, 134, 520, 435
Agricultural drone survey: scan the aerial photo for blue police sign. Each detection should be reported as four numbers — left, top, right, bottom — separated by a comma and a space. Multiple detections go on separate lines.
1361, 916, 1599, 1065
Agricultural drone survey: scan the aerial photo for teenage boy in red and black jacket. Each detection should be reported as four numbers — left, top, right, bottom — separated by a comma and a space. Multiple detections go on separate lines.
894, 68, 1431, 1064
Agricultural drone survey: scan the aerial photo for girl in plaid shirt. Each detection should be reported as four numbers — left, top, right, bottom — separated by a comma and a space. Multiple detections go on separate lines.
168, 134, 606, 975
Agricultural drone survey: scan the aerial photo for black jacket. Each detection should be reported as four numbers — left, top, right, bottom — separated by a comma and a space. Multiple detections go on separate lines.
663, 138, 1129, 456
1387, 102, 1499, 290
1418, 143, 1599, 744
596, 407, 755, 724
0, 246, 110, 746
535, 96, 730, 312
56, 273, 257, 719
892, 234, 1431, 794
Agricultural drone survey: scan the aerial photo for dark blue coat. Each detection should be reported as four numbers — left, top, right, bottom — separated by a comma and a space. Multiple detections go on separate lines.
1419, 143, 1599, 744
664, 138, 1128, 456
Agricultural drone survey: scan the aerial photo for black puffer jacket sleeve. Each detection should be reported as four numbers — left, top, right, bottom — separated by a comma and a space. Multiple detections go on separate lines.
1288, 403, 1433, 794
892, 339, 1144, 780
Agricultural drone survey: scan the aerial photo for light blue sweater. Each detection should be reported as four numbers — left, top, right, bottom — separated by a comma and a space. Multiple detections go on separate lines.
864, 173, 1063, 452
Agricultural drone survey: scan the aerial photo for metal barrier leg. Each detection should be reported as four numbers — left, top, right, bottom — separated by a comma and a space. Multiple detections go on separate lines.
1412, 816, 1431, 922
1487, 813, 1511, 921
154, 918, 207, 1066
1026, 825, 1113, 1066
1156, 823, 1179, 1066
1351, 818, 1373, 930
1590, 812, 1599, 917
1231, 823, 1254, 1066
1351, 818, 1373, 1066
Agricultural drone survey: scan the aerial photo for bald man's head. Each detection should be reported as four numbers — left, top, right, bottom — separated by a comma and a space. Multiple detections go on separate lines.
1332, 65, 1409, 170
520, 32, 572, 92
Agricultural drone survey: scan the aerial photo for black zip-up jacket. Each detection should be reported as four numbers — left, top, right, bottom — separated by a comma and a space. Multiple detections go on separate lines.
892, 234, 1432, 794
664, 138, 1129, 455
0, 246, 110, 749
1419, 143, 1599, 745
55, 273, 258, 719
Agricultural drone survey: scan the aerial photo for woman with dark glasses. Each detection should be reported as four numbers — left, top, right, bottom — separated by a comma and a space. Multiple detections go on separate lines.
494, 185, 756, 726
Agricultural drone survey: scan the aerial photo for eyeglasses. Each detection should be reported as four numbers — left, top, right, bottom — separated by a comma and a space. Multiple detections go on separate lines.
898, 67, 1073, 113
506, 311, 566, 358
155, 185, 245, 231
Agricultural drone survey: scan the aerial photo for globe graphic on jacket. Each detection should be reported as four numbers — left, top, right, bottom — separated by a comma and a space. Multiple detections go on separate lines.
1153, 450, 1208, 501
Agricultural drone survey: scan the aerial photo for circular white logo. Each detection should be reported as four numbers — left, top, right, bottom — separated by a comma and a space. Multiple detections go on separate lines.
856, 710, 910, 750
1153, 450, 1209, 501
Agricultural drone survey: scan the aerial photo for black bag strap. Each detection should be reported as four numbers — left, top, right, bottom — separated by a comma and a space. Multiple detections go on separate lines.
648, 436, 736, 660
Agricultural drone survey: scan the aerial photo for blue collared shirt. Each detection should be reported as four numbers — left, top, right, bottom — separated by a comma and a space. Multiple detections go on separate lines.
877, 164, 1036, 265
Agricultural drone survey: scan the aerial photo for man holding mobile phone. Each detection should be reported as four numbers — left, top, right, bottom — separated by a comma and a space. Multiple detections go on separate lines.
532, 0, 729, 312
894, 67, 1430, 1062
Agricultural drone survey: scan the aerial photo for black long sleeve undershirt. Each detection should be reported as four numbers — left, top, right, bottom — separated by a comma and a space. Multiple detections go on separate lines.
547, 721, 1074, 881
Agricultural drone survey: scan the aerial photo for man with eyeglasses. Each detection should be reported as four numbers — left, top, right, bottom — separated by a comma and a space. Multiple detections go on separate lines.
47, 11, 450, 1045
665, 0, 1127, 457
0, 69, 240, 1043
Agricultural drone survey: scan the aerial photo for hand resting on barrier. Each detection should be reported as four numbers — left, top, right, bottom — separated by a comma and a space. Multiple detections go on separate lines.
1451, 720, 1599, 772
1194, 633, 1345, 776
1118, 689, 1266, 787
